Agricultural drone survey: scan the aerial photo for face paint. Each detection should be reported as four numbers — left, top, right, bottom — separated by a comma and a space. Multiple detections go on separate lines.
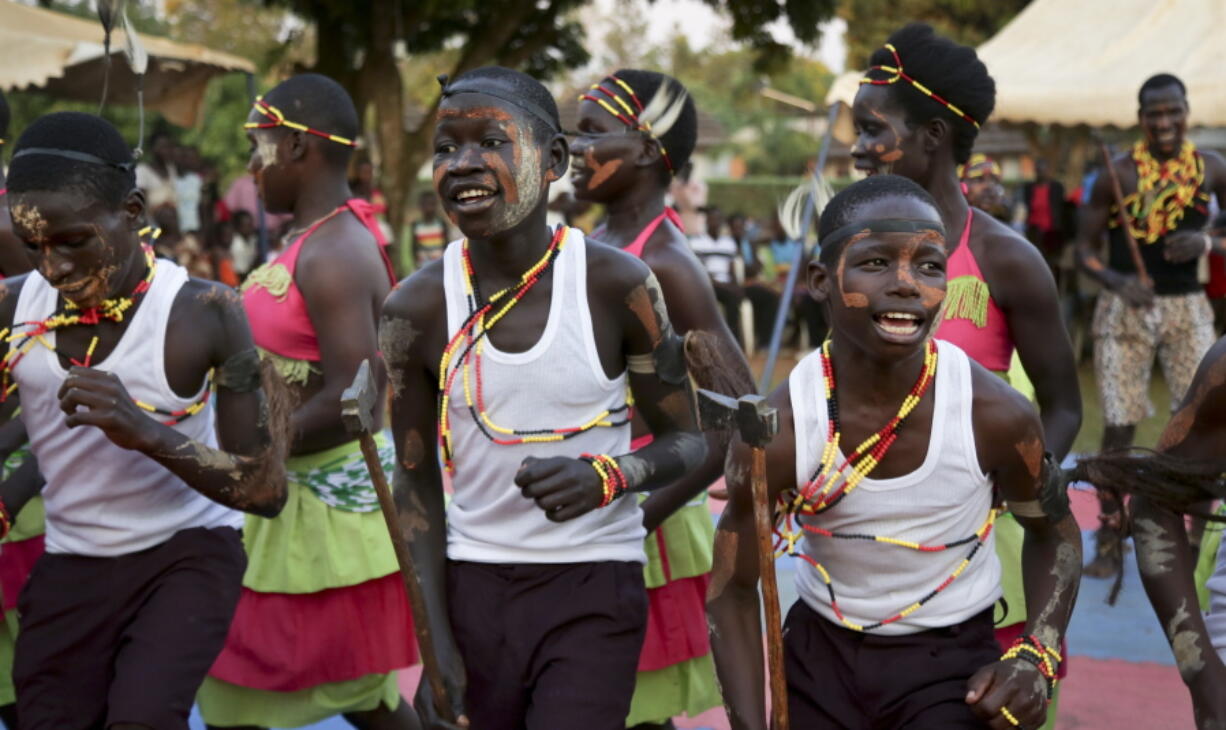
835, 231, 873, 308
871, 109, 905, 165
707, 528, 740, 602
1167, 599, 1207, 682
379, 316, 419, 398
401, 429, 426, 470
583, 147, 623, 190
1015, 436, 1044, 479
894, 233, 946, 310
10, 204, 48, 243
1134, 517, 1178, 577
393, 484, 431, 540
497, 118, 543, 233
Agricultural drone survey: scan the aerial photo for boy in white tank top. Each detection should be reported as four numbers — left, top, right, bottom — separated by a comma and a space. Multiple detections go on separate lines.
1076, 338, 1226, 727
708, 175, 1083, 730
380, 67, 706, 729
0, 113, 288, 729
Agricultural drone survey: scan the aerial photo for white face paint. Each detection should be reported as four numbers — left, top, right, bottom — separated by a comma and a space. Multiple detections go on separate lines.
256, 136, 281, 170
490, 119, 543, 234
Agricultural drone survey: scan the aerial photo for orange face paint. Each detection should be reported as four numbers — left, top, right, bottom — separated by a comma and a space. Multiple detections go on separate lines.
583, 147, 623, 190
1014, 436, 1044, 479
835, 230, 872, 308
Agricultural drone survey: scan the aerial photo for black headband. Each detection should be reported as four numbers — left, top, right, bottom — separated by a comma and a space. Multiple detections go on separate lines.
820, 218, 946, 251
437, 74, 560, 133
11, 147, 134, 172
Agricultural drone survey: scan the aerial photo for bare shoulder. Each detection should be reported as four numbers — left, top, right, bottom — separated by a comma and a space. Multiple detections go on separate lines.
973, 209, 1054, 287
173, 278, 245, 332
383, 256, 446, 323
969, 356, 1041, 444
640, 225, 710, 290
296, 212, 387, 276
584, 235, 653, 295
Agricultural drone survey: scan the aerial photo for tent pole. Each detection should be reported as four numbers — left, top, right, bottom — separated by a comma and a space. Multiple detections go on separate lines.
758, 103, 840, 392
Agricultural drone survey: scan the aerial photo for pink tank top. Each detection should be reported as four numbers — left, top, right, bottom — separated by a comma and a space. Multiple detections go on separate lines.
619, 208, 685, 259
243, 198, 396, 362
934, 210, 1013, 372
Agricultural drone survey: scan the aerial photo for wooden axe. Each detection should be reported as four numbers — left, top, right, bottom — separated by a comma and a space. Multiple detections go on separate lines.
1098, 140, 1152, 290
341, 359, 455, 723
696, 389, 787, 730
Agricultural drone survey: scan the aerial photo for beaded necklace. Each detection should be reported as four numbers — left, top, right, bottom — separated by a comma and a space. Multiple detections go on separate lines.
436, 226, 631, 472
775, 339, 999, 631
0, 231, 211, 426
1114, 139, 1208, 244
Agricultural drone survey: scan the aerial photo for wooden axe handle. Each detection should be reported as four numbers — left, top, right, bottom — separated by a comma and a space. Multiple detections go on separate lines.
751, 446, 789, 730
355, 432, 456, 723
1099, 141, 1152, 290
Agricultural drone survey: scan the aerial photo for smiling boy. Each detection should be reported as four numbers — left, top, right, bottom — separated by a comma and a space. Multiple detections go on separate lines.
379, 66, 706, 729
707, 175, 1082, 730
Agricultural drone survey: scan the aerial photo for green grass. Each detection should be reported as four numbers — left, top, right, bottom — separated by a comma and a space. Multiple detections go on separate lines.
1071, 362, 1173, 455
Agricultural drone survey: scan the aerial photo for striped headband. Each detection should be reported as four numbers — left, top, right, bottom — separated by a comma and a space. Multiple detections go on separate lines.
861, 43, 981, 130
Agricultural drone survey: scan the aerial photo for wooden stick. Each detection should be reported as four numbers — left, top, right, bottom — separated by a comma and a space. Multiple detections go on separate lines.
751, 445, 789, 730
1099, 140, 1152, 289
355, 432, 456, 723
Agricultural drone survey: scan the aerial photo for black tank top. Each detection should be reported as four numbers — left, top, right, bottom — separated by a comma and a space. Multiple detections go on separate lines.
1107, 146, 1211, 296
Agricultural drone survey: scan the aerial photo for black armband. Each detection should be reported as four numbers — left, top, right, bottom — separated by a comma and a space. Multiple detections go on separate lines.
215, 348, 262, 393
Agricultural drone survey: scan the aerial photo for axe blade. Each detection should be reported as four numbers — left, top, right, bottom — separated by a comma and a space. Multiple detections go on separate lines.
340, 359, 378, 435
736, 394, 779, 448
695, 387, 739, 433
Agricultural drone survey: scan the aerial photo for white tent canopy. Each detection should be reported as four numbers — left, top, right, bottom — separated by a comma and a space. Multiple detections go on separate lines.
826, 0, 1226, 129
0, 0, 254, 127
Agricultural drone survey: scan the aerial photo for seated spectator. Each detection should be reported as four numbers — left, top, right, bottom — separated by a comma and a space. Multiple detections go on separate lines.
689, 206, 744, 346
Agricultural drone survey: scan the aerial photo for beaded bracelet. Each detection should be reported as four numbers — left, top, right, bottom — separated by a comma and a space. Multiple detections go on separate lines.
580, 453, 627, 508
0, 499, 12, 542
1001, 634, 1061, 699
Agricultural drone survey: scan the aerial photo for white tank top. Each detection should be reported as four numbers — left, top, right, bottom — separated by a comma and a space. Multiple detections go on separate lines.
12, 259, 242, 556
442, 228, 645, 564
1205, 539, 1226, 661
789, 339, 1001, 634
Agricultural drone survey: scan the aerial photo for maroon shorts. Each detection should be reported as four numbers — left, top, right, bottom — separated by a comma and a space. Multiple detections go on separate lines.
14, 526, 245, 730
448, 559, 647, 730
784, 599, 999, 729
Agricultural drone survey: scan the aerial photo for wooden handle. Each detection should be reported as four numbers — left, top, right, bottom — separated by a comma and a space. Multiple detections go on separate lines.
751, 446, 789, 730
357, 433, 456, 723
1099, 141, 1152, 290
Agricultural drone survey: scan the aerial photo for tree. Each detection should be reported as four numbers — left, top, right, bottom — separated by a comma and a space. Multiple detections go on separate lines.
838, 0, 1032, 69
260, 0, 839, 262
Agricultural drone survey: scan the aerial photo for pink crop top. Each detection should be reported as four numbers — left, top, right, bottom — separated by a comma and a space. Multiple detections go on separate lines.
934, 209, 1013, 373
243, 198, 396, 362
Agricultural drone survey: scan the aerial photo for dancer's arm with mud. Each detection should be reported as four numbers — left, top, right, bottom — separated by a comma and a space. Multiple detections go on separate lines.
56, 281, 287, 517
705, 383, 795, 730
638, 244, 754, 532
1128, 339, 1226, 728
966, 371, 1082, 729
516, 268, 706, 521
982, 221, 1081, 459
381, 273, 468, 729
289, 223, 392, 454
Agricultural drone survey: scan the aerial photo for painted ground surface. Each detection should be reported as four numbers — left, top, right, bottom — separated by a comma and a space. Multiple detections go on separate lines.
187, 485, 1196, 730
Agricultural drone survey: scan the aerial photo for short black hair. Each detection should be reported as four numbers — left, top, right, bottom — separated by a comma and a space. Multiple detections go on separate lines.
263, 73, 360, 168
1138, 73, 1187, 107
605, 69, 699, 179
232, 209, 253, 224
866, 23, 995, 164
817, 174, 939, 264
0, 89, 9, 142
8, 111, 136, 208
443, 66, 561, 143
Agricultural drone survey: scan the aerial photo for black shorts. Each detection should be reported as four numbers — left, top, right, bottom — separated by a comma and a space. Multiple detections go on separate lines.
14, 526, 246, 730
448, 559, 647, 730
784, 599, 999, 729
